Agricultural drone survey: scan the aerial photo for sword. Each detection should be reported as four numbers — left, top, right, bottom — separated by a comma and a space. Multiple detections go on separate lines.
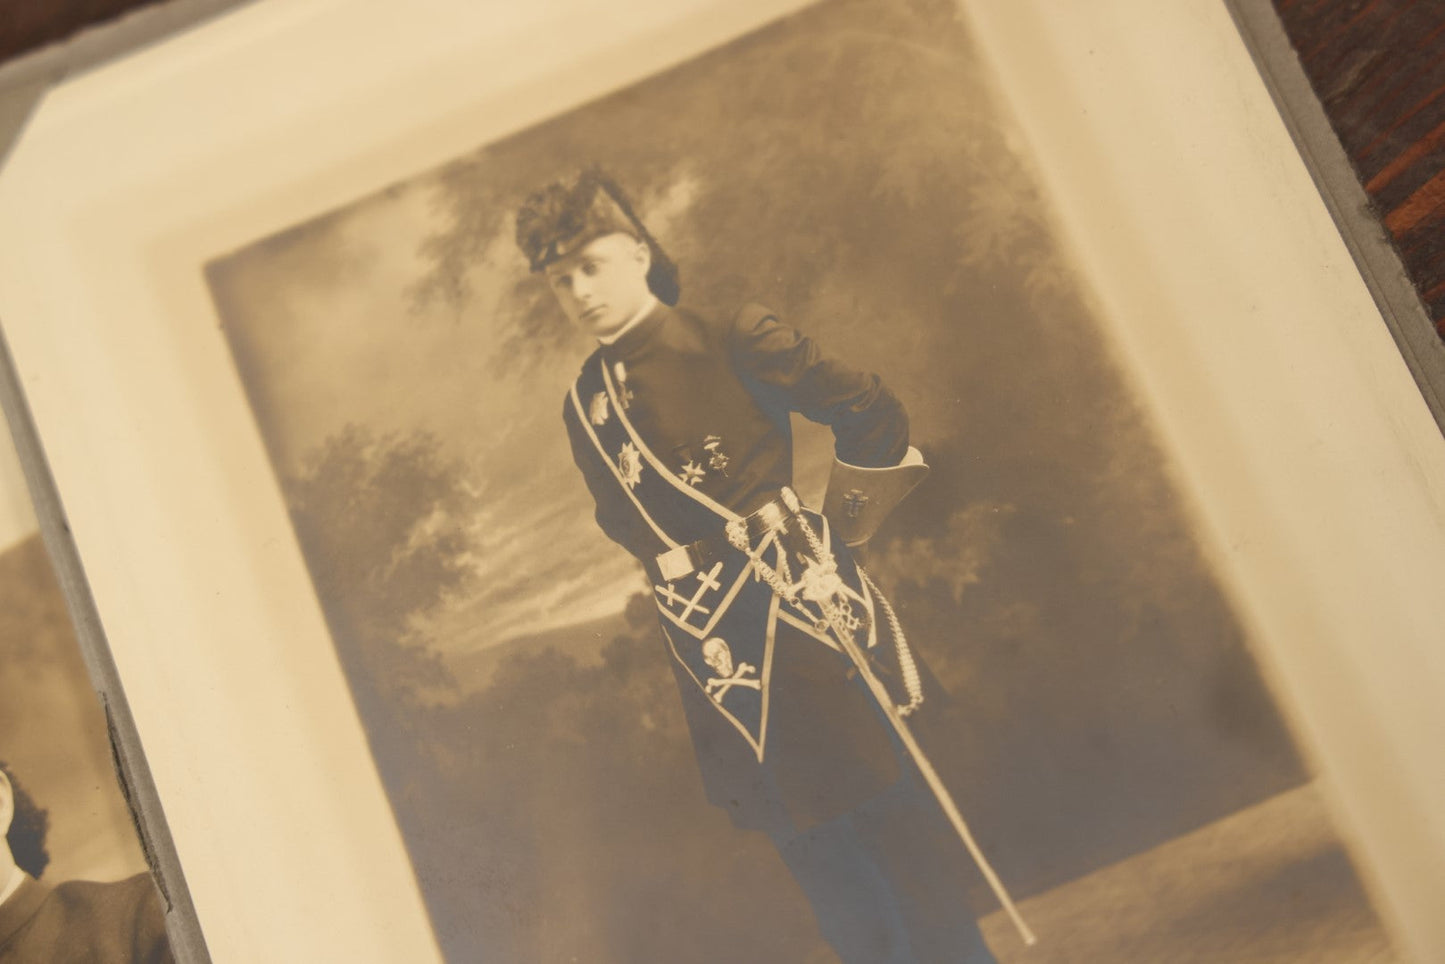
812, 583, 1037, 947
734, 489, 1037, 947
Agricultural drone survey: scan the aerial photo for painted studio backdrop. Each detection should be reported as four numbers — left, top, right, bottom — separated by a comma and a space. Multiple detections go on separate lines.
204, 1, 1389, 960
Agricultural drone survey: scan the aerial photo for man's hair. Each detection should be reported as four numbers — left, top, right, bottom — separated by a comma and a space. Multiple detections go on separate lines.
0, 760, 50, 879
514, 167, 681, 306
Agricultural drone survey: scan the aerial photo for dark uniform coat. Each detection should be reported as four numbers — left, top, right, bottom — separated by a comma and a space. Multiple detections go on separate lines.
0, 874, 172, 964
563, 300, 919, 835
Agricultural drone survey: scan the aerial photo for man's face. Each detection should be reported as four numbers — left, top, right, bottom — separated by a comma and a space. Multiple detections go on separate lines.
0, 768, 14, 869
543, 232, 653, 339
0, 770, 11, 839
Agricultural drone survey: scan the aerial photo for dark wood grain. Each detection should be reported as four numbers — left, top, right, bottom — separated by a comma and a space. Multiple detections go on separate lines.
0, 0, 164, 63
1273, 0, 1445, 340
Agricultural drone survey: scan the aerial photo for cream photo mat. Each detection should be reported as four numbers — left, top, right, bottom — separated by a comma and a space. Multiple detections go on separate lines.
0, 0, 1442, 961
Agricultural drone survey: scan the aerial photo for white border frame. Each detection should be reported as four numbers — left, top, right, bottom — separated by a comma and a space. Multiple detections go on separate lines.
963, 6, 1445, 959
0, 0, 1442, 960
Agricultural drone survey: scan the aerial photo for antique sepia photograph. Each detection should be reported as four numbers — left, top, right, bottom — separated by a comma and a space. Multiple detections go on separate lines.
0, 459, 176, 962
195, 0, 1396, 960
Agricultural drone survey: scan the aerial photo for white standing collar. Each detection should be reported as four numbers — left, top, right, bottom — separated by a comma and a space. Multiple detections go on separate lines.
597, 295, 659, 346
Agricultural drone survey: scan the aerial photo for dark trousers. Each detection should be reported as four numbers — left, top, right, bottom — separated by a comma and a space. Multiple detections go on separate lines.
770, 774, 998, 964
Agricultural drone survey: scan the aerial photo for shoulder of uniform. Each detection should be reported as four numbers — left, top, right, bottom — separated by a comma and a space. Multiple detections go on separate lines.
669, 301, 776, 330
561, 349, 603, 413
684, 302, 780, 353
658, 302, 728, 351
49, 873, 154, 912
576, 346, 604, 381
668, 301, 787, 353
664, 302, 713, 330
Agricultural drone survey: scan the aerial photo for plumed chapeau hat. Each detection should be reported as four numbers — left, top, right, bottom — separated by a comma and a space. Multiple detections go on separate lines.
514, 168, 681, 305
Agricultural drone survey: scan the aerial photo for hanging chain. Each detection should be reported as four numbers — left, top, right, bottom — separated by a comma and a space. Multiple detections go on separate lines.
858, 567, 924, 717
726, 488, 923, 716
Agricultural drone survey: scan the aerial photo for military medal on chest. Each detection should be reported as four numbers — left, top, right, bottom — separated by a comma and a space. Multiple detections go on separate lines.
673, 434, 730, 487
612, 360, 633, 410
672, 443, 703, 487
589, 391, 611, 426
703, 434, 730, 476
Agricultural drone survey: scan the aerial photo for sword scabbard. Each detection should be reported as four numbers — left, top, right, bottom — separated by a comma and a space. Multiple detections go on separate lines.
819, 602, 1038, 948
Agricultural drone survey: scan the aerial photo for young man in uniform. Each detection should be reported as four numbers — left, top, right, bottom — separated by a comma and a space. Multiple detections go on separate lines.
516, 169, 1001, 964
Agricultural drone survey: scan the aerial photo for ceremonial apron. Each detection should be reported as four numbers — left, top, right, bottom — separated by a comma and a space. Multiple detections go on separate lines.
566, 354, 896, 767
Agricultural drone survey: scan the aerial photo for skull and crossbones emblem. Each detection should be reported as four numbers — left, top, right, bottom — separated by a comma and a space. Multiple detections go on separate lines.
701, 637, 760, 703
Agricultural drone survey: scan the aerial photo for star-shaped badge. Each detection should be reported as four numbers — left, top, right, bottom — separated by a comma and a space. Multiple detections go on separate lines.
678, 460, 706, 487
617, 442, 643, 490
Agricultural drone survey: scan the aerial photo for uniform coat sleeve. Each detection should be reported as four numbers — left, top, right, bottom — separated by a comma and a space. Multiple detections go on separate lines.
728, 304, 909, 468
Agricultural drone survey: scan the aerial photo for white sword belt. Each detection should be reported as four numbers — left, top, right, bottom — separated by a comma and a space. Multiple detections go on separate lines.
651, 494, 796, 583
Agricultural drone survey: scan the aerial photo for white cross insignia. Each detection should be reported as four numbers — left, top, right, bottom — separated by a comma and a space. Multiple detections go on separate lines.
703, 435, 730, 475
678, 460, 706, 486
655, 581, 712, 617
842, 489, 870, 518
695, 561, 723, 594
654, 561, 723, 622
678, 561, 723, 620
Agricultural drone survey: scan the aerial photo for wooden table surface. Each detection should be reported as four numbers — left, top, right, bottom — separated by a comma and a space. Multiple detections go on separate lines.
2, 0, 1444, 344
1274, 0, 1445, 341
